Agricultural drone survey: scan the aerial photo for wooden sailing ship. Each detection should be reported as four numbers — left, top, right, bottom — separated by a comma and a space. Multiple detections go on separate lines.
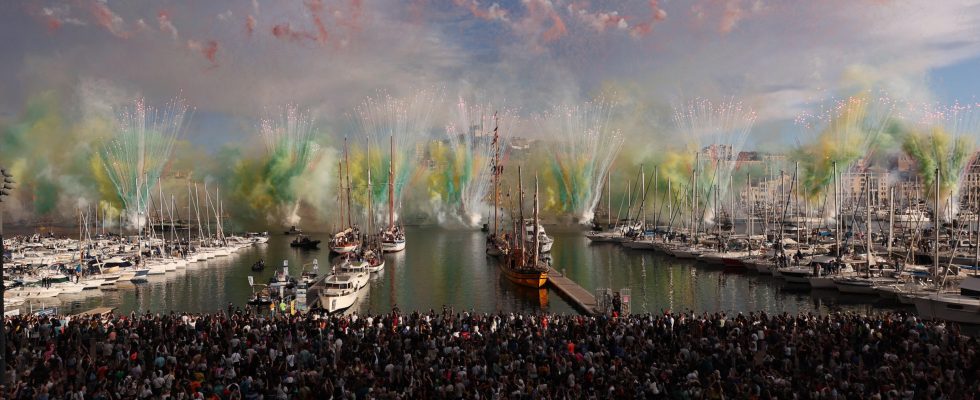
498, 167, 548, 288
331, 139, 361, 254
486, 113, 509, 257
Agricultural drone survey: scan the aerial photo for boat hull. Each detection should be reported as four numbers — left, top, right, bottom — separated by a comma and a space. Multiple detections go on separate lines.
382, 240, 406, 253
779, 268, 812, 284
913, 294, 980, 324
499, 264, 548, 288
332, 244, 359, 254
365, 260, 385, 273
808, 276, 837, 289
834, 281, 877, 295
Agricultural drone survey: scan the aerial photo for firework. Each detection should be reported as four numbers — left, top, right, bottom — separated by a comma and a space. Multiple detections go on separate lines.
349, 89, 439, 222
793, 94, 896, 200
672, 98, 756, 223
536, 99, 624, 223
901, 102, 980, 220
100, 96, 188, 227
428, 98, 516, 227
258, 104, 321, 224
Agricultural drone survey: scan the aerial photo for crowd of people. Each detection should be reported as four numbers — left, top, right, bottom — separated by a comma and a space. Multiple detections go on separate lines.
2, 307, 978, 399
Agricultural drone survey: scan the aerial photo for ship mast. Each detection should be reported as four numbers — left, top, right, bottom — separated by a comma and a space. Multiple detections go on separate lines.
367, 169, 373, 243
491, 113, 500, 236
344, 138, 353, 229
533, 173, 540, 266
367, 140, 373, 245
337, 160, 344, 231
389, 135, 395, 229
518, 165, 525, 266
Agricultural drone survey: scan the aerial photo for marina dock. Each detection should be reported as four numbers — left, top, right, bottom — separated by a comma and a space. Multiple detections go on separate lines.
546, 268, 598, 314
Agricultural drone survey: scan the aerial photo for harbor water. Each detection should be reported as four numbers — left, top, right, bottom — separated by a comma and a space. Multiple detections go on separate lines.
23, 226, 904, 316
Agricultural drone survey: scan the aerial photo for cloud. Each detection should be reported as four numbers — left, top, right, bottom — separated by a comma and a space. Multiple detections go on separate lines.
158, 10, 178, 40
3, 0, 980, 148
86, 0, 129, 39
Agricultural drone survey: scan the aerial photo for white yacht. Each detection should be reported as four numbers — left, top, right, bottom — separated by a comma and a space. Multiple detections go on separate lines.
524, 220, 554, 253
316, 272, 367, 314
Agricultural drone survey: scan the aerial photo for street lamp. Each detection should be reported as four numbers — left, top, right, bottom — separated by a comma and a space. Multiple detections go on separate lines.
0, 167, 13, 387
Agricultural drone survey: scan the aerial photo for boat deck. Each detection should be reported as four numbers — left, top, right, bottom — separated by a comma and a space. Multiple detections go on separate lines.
547, 268, 598, 314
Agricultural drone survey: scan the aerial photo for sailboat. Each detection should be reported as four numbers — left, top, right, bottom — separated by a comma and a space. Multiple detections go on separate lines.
913, 168, 980, 324
498, 168, 549, 288
381, 136, 407, 253
331, 140, 361, 255
362, 154, 386, 272
486, 114, 509, 257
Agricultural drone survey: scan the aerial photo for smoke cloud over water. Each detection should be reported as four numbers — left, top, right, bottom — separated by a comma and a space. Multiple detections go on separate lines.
3, 2, 980, 228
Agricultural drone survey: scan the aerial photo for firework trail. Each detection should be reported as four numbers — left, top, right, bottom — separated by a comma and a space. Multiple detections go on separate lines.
100, 96, 188, 227
793, 94, 896, 201
536, 99, 623, 223
349, 89, 439, 223
901, 102, 980, 220
429, 98, 516, 227
672, 98, 756, 224
258, 104, 321, 224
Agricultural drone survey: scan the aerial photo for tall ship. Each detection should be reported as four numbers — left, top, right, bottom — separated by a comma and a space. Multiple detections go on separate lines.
381, 136, 407, 252
361, 163, 386, 272
486, 114, 509, 257
331, 139, 361, 255
498, 168, 549, 288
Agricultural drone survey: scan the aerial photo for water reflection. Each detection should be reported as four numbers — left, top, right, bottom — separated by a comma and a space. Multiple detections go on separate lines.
29, 226, 908, 316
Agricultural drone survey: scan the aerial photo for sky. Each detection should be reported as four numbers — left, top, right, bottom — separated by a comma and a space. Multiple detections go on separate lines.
3, 0, 980, 227
2, 0, 980, 149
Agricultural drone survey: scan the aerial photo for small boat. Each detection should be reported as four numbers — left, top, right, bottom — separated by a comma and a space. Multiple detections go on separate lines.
290, 235, 321, 250
363, 249, 385, 273
251, 259, 266, 271
248, 232, 271, 243
381, 227, 406, 253
284, 226, 303, 235
330, 228, 361, 254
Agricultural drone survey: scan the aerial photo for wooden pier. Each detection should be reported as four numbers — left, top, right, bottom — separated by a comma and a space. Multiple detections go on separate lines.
546, 268, 598, 314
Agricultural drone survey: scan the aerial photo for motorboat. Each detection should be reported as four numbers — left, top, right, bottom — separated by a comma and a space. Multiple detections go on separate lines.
290, 235, 321, 250
315, 272, 367, 313
524, 220, 554, 253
